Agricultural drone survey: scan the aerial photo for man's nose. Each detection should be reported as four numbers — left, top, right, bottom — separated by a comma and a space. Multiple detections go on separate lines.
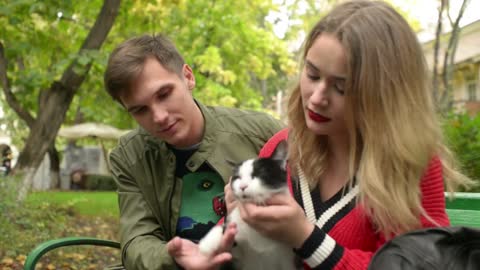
152, 106, 168, 124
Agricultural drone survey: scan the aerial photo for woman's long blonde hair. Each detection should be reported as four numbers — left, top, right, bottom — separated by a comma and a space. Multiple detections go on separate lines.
287, 0, 471, 237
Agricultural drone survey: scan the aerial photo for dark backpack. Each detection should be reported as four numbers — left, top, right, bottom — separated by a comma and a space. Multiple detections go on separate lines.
368, 226, 480, 270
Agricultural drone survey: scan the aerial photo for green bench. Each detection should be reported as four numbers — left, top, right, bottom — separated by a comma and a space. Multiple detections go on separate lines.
445, 192, 480, 228
23, 193, 480, 270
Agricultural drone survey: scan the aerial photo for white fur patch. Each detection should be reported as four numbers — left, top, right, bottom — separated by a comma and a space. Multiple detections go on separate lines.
232, 159, 282, 204
199, 152, 298, 270
198, 225, 224, 255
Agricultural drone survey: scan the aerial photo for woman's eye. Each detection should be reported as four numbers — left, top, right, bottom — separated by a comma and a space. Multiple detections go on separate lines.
334, 80, 345, 95
307, 74, 320, 81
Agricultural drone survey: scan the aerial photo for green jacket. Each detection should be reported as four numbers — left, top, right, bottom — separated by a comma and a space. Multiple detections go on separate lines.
109, 101, 283, 270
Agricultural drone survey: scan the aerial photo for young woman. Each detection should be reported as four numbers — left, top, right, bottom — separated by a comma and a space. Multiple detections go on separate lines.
238, 0, 472, 269
168, 1, 472, 269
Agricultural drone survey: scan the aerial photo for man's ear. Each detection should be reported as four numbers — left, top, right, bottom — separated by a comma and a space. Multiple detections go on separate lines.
183, 64, 195, 90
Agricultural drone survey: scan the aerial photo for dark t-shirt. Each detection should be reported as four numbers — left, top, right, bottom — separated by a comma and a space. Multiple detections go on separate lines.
169, 145, 224, 243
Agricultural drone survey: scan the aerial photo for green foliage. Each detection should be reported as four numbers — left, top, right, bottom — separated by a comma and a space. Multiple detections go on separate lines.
160, 0, 297, 110
0, 0, 302, 160
0, 175, 22, 224
0, 186, 119, 267
0, 0, 111, 150
0, 175, 71, 256
443, 112, 480, 191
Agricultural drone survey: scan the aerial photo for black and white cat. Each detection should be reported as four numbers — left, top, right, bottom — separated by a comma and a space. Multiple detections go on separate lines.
198, 141, 300, 270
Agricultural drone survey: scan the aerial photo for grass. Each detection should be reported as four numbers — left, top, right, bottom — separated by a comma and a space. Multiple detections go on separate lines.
25, 191, 119, 217
0, 189, 121, 269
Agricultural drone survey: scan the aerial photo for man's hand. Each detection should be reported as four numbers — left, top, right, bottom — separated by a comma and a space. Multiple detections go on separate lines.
167, 223, 237, 270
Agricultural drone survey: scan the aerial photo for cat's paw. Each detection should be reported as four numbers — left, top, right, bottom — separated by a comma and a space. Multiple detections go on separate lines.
198, 225, 224, 256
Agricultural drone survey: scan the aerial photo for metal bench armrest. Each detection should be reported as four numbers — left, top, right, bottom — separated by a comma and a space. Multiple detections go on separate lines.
23, 237, 120, 270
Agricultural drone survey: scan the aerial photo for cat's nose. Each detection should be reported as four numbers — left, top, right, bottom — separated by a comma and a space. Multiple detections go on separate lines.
239, 183, 248, 191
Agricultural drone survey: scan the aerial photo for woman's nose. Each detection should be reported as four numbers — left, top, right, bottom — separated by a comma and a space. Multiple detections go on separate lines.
311, 81, 329, 107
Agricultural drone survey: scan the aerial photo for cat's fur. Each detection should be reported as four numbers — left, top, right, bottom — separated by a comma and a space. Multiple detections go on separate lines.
198, 141, 300, 270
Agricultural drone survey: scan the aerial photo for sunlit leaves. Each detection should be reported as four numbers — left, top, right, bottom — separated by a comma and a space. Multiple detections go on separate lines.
159, 0, 296, 109
1, 0, 300, 152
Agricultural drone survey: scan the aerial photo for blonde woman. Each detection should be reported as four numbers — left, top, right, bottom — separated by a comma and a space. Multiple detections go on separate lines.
168, 1, 471, 269
238, 0, 472, 269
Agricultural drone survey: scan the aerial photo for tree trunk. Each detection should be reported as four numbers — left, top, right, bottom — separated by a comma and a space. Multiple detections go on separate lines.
48, 143, 61, 189
432, 0, 446, 107
439, 0, 469, 112
7, 0, 122, 201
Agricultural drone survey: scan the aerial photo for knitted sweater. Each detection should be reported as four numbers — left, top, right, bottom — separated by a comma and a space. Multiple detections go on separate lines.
258, 129, 450, 270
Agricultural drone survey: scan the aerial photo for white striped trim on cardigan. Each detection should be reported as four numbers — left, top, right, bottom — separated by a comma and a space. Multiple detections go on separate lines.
298, 168, 359, 229
305, 234, 337, 267
299, 168, 317, 224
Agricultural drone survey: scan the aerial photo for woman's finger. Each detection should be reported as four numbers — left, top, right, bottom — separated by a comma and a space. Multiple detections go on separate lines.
224, 183, 233, 202
265, 192, 293, 205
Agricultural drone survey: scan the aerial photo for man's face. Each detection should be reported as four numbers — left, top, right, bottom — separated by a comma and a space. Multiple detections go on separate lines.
120, 57, 204, 148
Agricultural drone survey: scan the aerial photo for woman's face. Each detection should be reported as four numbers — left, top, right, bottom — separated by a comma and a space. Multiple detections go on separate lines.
300, 33, 348, 139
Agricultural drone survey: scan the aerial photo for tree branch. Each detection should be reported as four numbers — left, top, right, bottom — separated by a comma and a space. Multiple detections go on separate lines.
432, 0, 446, 106
0, 42, 35, 127
59, 0, 121, 90
446, 0, 454, 26
440, 0, 470, 108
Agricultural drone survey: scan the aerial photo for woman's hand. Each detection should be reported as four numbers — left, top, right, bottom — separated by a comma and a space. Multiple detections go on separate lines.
239, 192, 314, 249
166, 223, 237, 270
224, 180, 237, 213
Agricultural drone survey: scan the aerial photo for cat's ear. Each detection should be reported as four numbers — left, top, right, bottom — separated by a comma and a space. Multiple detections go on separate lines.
271, 140, 287, 169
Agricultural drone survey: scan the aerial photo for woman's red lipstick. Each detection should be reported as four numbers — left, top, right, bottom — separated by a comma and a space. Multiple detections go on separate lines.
308, 110, 330, 123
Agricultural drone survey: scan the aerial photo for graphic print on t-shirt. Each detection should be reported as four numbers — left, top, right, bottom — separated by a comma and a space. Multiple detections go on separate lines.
176, 171, 224, 242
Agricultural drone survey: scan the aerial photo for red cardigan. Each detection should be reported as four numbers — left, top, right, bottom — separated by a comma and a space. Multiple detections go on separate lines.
258, 128, 450, 270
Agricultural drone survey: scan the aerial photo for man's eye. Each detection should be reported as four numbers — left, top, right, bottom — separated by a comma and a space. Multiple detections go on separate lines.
157, 88, 172, 99
307, 74, 320, 81
131, 107, 146, 115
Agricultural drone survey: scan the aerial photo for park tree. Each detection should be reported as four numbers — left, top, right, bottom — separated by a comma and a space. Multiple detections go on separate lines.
162, 0, 297, 110
64, 0, 298, 131
0, 0, 297, 199
0, 0, 121, 200
46, 0, 299, 122
432, 0, 471, 113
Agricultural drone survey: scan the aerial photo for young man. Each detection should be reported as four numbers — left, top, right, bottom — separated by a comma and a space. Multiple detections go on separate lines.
104, 34, 283, 270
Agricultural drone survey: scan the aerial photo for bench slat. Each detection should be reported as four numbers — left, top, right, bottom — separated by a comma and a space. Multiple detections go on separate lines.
446, 209, 480, 228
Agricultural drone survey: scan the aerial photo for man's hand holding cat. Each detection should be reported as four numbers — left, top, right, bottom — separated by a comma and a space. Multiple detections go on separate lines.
238, 192, 314, 249
166, 223, 238, 270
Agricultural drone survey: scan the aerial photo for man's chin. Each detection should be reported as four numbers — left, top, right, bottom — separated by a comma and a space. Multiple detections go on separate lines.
163, 136, 187, 148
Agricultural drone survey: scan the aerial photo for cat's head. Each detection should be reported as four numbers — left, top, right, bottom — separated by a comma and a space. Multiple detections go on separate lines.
229, 141, 288, 204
